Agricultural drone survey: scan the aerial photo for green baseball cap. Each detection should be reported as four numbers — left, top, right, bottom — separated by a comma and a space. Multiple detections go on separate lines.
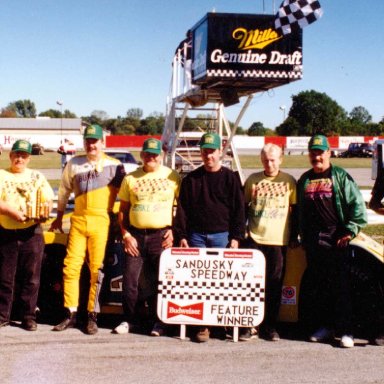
142, 138, 162, 155
308, 134, 330, 151
84, 124, 103, 140
200, 133, 221, 150
11, 140, 32, 154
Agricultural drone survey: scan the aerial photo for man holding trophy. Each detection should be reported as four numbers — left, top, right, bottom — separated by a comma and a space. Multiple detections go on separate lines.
0, 140, 54, 331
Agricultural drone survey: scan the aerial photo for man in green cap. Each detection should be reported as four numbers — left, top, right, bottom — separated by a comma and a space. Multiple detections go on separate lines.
174, 132, 245, 342
51, 124, 126, 334
113, 138, 180, 337
0, 140, 54, 331
297, 134, 367, 348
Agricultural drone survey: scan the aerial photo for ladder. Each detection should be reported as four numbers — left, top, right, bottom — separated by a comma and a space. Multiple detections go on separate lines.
162, 42, 253, 184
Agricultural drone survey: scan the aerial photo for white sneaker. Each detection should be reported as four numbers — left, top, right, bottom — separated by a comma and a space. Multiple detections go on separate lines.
113, 322, 130, 334
340, 335, 354, 348
309, 327, 334, 342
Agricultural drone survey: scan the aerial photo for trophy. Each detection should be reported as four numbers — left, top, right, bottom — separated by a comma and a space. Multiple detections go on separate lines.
17, 186, 50, 222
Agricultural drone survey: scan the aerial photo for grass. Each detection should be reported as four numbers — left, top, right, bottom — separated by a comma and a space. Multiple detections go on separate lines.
0, 150, 62, 169
240, 155, 372, 169
363, 224, 384, 244
0, 150, 372, 170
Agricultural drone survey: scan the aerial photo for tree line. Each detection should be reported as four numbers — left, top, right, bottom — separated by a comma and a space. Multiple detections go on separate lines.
1, 90, 383, 136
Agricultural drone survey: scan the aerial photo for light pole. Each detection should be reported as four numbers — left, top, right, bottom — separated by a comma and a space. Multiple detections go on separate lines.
279, 105, 286, 121
56, 100, 63, 141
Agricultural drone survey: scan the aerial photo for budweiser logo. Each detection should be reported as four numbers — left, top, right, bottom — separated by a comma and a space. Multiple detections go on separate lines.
167, 302, 204, 320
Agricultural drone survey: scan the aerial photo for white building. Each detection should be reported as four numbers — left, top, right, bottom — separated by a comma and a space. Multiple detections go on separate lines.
0, 118, 85, 150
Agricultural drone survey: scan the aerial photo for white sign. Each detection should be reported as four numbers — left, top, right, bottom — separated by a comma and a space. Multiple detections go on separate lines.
157, 248, 265, 327
0, 134, 84, 150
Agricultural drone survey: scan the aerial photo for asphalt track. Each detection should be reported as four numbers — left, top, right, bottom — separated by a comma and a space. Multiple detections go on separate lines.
1, 321, 384, 384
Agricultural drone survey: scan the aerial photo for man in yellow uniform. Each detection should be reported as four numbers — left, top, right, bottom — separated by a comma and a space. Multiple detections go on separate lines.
0, 140, 54, 331
51, 124, 125, 334
113, 138, 180, 336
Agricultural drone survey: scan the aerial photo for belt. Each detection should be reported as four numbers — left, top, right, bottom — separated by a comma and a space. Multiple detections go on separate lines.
0, 224, 39, 234
130, 226, 171, 235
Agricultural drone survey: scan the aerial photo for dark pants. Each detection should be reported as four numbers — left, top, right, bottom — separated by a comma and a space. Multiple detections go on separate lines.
0, 225, 44, 322
122, 227, 167, 324
245, 239, 286, 330
301, 241, 353, 335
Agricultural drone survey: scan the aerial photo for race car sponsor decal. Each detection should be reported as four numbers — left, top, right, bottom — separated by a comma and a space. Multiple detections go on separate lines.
281, 285, 297, 305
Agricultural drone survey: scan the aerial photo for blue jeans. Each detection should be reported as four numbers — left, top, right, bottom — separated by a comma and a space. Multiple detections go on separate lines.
188, 231, 229, 248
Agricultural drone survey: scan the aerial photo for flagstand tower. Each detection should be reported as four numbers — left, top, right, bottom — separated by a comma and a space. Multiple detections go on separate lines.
162, 12, 303, 182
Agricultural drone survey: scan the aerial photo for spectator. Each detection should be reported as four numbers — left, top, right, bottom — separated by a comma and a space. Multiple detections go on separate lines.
297, 134, 367, 348
0, 140, 54, 331
243, 143, 297, 341
113, 138, 180, 337
174, 132, 245, 342
50, 124, 125, 335
58, 138, 76, 170
174, 30, 193, 93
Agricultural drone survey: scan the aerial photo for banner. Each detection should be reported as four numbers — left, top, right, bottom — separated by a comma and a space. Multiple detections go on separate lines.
157, 247, 265, 327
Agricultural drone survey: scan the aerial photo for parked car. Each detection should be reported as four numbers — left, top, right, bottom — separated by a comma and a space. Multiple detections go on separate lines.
104, 150, 139, 173
338, 142, 373, 158
31, 143, 44, 155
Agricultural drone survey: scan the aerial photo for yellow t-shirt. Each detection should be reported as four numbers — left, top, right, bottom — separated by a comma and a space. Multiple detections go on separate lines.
0, 168, 54, 229
244, 171, 296, 246
118, 165, 180, 229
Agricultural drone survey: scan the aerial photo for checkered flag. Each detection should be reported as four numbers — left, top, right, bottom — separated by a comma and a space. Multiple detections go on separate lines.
275, 0, 323, 35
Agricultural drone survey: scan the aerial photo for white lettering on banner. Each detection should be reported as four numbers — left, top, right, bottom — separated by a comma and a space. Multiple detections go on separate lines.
269, 51, 302, 65
211, 49, 267, 64
157, 248, 266, 327
210, 49, 301, 66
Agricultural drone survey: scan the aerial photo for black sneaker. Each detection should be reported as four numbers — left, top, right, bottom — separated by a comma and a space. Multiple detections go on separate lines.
374, 334, 384, 346
52, 311, 77, 331
264, 328, 280, 341
85, 312, 98, 335
239, 328, 257, 341
22, 318, 37, 331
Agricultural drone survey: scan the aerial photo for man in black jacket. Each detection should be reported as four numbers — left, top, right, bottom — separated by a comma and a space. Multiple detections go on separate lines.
174, 132, 245, 342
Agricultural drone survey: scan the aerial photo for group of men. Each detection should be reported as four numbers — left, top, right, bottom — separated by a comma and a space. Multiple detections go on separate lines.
0, 128, 382, 348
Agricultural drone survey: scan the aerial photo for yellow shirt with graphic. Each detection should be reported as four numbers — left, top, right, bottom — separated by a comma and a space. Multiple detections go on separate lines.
0, 168, 54, 229
118, 165, 180, 229
244, 171, 296, 246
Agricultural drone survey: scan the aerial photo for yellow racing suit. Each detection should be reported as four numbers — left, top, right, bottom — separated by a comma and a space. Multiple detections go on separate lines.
57, 153, 125, 312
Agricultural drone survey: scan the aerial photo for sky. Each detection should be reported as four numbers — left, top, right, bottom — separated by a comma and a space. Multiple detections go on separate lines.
1, 0, 383, 131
